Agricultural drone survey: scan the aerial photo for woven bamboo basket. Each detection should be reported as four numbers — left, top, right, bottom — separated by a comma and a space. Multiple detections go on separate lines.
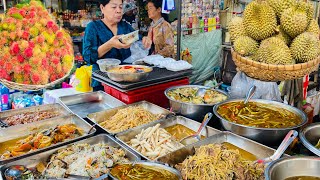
0, 61, 74, 91
231, 48, 320, 82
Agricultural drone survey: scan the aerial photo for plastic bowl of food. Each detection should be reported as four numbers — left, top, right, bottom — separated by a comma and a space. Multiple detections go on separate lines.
97, 58, 121, 72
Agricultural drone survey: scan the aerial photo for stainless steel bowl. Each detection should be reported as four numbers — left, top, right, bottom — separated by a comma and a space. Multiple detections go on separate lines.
213, 99, 307, 145
109, 161, 182, 180
300, 122, 320, 156
265, 156, 320, 180
164, 85, 229, 121
106, 65, 153, 82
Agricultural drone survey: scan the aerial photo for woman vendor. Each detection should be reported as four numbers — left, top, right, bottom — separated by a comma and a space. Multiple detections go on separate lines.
147, 0, 175, 58
83, 0, 151, 91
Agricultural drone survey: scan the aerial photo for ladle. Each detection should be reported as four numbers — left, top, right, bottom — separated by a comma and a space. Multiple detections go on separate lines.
179, 112, 213, 145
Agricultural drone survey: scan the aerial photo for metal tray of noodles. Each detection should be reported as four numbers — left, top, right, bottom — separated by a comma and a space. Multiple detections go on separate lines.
0, 103, 71, 128
0, 114, 96, 165
59, 91, 126, 118
157, 131, 281, 167
115, 116, 222, 161
0, 134, 140, 180
87, 101, 172, 135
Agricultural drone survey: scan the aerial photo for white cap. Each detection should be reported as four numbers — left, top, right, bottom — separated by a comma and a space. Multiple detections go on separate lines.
123, 2, 137, 14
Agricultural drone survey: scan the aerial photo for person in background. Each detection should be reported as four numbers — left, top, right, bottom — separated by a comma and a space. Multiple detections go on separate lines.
83, 0, 151, 91
147, 0, 175, 58
122, 2, 138, 29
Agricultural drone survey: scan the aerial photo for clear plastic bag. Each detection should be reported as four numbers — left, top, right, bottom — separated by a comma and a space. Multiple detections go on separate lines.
230, 72, 282, 102
123, 41, 149, 64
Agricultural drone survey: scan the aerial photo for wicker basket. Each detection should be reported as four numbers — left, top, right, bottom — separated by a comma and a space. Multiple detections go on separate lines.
231, 48, 320, 82
0, 66, 73, 91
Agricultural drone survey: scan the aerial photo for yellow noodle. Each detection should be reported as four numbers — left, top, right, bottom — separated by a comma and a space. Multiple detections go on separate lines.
99, 106, 159, 133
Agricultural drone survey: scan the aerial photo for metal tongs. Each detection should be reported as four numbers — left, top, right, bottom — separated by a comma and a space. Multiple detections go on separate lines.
255, 130, 298, 164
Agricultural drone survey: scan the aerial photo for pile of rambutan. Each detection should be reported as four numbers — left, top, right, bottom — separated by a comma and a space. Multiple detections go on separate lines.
0, 0, 74, 85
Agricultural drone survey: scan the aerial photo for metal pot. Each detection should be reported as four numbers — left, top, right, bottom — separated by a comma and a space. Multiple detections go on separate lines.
265, 156, 320, 180
213, 99, 307, 145
164, 85, 229, 121
300, 122, 320, 156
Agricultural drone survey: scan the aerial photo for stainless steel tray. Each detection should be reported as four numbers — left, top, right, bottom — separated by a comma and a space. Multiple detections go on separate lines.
0, 114, 96, 165
0, 134, 140, 180
87, 101, 173, 135
115, 115, 222, 161
109, 161, 182, 180
0, 103, 71, 128
59, 91, 126, 118
157, 131, 280, 166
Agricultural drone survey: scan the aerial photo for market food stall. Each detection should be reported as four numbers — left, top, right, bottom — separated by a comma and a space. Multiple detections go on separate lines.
0, 0, 320, 179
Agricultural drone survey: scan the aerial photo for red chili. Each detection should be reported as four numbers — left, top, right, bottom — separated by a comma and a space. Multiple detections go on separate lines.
124, 66, 132, 69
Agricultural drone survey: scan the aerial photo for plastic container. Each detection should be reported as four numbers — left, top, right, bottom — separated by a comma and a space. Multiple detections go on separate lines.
0, 84, 10, 111
97, 59, 121, 72
103, 78, 189, 108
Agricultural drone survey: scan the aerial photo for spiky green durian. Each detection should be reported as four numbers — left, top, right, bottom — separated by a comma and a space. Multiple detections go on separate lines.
243, 1, 277, 41
266, 0, 294, 19
253, 37, 294, 65
228, 17, 246, 42
234, 36, 259, 56
290, 32, 320, 63
306, 19, 319, 35
281, 4, 309, 38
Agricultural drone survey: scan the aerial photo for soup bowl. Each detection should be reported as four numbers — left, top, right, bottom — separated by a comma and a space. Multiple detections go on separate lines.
213, 99, 307, 145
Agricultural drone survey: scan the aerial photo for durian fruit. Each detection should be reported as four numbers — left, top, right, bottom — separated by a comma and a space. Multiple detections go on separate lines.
266, 0, 294, 19
253, 37, 294, 65
233, 36, 259, 56
281, 4, 309, 38
306, 19, 319, 35
243, 1, 277, 41
297, 1, 314, 24
290, 32, 320, 63
275, 25, 292, 45
228, 17, 246, 42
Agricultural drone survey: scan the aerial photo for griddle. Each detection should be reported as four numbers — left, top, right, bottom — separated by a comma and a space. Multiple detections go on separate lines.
92, 67, 192, 91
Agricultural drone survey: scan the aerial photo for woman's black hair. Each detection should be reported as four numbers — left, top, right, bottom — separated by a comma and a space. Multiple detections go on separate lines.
147, 0, 169, 22
99, 0, 123, 6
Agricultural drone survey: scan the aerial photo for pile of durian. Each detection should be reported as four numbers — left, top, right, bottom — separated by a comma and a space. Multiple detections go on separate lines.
229, 0, 320, 65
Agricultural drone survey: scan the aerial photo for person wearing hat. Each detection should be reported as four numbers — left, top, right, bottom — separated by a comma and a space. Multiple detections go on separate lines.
122, 2, 138, 29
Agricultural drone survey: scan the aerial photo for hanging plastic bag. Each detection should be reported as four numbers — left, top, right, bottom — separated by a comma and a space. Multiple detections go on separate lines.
74, 65, 93, 92
123, 41, 149, 64
230, 71, 282, 102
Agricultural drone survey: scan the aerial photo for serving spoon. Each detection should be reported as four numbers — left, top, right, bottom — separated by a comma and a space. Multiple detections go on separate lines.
244, 85, 256, 104
5, 164, 91, 180
255, 130, 298, 164
195, 82, 224, 97
179, 112, 213, 145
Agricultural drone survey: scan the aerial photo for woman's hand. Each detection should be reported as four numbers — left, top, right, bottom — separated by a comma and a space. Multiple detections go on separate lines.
142, 36, 152, 49
109, 35, 131, 49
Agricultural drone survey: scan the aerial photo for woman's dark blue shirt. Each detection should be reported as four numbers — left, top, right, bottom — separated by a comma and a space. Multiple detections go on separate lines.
82, 20, 134, 87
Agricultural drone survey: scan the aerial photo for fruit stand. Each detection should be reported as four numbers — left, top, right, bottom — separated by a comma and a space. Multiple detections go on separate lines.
0, 0, 320, 180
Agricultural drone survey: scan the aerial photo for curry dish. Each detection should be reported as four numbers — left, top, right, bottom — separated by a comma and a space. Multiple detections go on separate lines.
217, 102, 302, 128
110, 164, 179, 180
165, 124, 205, 142
0, 124, 83, 159
167, 87, 227, 104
